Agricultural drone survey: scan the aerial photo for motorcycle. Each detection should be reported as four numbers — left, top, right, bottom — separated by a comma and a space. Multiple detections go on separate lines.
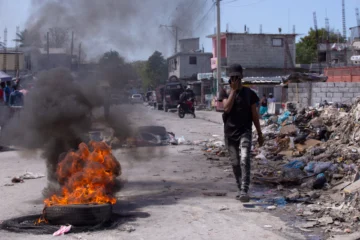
177, 98, 196, 118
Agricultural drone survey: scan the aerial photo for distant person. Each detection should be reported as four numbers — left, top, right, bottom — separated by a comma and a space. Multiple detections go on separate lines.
0, 82, 5, 104
267, 93, 276, 114
185, 86, 195, 99
259, 94, 268, 115
9, 85, 24, 107
268, 93, 276, 103
3, 81, 12, 105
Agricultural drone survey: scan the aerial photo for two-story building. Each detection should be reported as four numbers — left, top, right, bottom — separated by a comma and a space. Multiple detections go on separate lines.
167, 38, 212, 83
207, 32, 297, 77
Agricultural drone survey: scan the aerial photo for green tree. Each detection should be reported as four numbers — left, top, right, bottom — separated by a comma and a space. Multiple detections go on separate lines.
131, 60, 148, 89
14, 30, 28, 47
47, 27, 69, 48
296, 28, 343, 64
98, 50, 136, 89
99, 50, 125, 67
14, 29, 42, 47
142, 51, 168, 90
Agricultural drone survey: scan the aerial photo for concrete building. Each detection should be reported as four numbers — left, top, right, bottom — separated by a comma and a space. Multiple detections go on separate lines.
36, 48, 72, 70
167, 38, 212, 82
206, 32, 297, 76
0, 50, 25, 72
179, 38, 200, 52
168, 52, 212, 81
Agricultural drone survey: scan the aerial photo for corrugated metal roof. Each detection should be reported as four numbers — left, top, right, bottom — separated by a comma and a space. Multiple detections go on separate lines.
242, 76, 283, 84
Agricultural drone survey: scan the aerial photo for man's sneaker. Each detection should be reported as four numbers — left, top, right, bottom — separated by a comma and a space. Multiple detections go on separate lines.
239, 191, 250, 203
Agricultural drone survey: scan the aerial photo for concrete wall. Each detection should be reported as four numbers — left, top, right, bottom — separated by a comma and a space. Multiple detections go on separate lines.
226, 34, 296, 69
179, 54, 211, 79
168, 56, 180, 78
179, 38, 199, 52
0, 53, 25, 71
288, 82, 360, 108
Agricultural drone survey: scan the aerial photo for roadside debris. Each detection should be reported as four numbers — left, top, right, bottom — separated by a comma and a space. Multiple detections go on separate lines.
11, 177, 24, 183
198, 98, 360, 234
19, 172, 45, 180
53, 225, 72, 236
219, 206, 230, 211
119, 225, 136, 233
202, 191, 227, 197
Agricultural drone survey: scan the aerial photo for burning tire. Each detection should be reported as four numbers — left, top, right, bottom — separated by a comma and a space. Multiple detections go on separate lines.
44, 204, 112, 226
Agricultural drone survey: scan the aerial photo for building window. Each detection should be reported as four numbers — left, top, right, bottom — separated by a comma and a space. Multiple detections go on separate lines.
189, 56, 197, 65
272, 38, 283, 47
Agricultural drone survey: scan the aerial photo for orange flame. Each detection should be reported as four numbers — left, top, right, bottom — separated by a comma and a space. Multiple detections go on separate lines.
44, 141, 121, 206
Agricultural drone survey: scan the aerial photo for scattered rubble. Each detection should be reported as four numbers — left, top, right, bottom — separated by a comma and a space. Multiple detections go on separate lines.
249, 98, 360, 233
53, 225, 72, 236
9, 172, 45, 184
119, 225, 136, 233
196, 98, 360, 235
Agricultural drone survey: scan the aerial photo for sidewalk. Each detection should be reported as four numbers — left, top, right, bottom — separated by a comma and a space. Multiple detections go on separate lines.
196, 110, 223, 125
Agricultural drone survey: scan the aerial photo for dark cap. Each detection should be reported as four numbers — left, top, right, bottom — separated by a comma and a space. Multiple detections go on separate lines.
228, 64, 243, 77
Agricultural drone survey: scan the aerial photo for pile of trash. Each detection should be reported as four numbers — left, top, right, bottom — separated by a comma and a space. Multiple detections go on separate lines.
252, 98, 360, 233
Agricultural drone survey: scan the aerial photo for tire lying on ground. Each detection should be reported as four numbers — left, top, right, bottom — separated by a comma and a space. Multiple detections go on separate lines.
44, 204, 112, 226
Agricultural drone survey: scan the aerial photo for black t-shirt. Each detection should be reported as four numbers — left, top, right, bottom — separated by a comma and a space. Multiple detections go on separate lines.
219, 87, 259, 140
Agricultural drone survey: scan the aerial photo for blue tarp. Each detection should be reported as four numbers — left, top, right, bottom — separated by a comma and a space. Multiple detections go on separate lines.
0, 71, 12, 82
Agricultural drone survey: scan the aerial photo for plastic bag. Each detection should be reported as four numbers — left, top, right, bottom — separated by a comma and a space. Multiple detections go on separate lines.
283, 159, 305, 169
177, 136, 186, 145
278, 111, 291, 124
313, 162, 332, 174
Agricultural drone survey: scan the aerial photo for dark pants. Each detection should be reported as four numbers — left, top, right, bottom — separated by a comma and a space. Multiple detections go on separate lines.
227, 130, 252, 193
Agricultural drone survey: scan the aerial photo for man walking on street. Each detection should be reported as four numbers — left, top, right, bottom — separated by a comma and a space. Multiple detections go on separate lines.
220, 64, 264, 202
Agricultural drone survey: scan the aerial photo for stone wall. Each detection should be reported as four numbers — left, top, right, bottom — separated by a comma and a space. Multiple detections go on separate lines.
288, 82, 360, 108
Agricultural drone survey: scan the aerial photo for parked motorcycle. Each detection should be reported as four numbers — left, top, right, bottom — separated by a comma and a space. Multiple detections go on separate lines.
177, 99, 196, 118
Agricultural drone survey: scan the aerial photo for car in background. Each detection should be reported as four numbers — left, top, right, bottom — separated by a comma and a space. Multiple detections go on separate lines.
163, 82, 184, 112
130, 94, 144, 104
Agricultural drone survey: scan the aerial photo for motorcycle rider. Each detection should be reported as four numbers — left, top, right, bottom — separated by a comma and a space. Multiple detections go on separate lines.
179, 86, 195, 114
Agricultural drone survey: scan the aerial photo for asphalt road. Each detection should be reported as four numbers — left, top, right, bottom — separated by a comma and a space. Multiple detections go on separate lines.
0, 105, 305, 240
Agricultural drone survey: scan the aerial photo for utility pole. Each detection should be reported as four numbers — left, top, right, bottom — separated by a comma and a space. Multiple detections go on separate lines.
70, 31, 74, 70
175, 26, 178, 54
160, 25, 179, 54
78, 43, 82, 65
70, 31, 74, 58
216, 0, 221, 95
342, 0, 347, 66
2, 28, 7, 73
15, 26, 20, 75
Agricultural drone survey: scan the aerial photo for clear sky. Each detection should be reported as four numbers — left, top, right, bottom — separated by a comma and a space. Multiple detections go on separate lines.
1, 0, 360, 59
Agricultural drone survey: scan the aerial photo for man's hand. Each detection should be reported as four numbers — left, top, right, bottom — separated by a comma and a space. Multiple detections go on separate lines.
230, 79, 240, 90
258, 132, 264, 147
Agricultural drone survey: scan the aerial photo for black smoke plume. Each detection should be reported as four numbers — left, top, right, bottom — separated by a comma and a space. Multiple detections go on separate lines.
27, 0, 211, 58
0, 68, 130, 185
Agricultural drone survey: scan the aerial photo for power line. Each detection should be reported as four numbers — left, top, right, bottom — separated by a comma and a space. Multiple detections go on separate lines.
223, 0, 267, 7
193, 2, 216, 32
